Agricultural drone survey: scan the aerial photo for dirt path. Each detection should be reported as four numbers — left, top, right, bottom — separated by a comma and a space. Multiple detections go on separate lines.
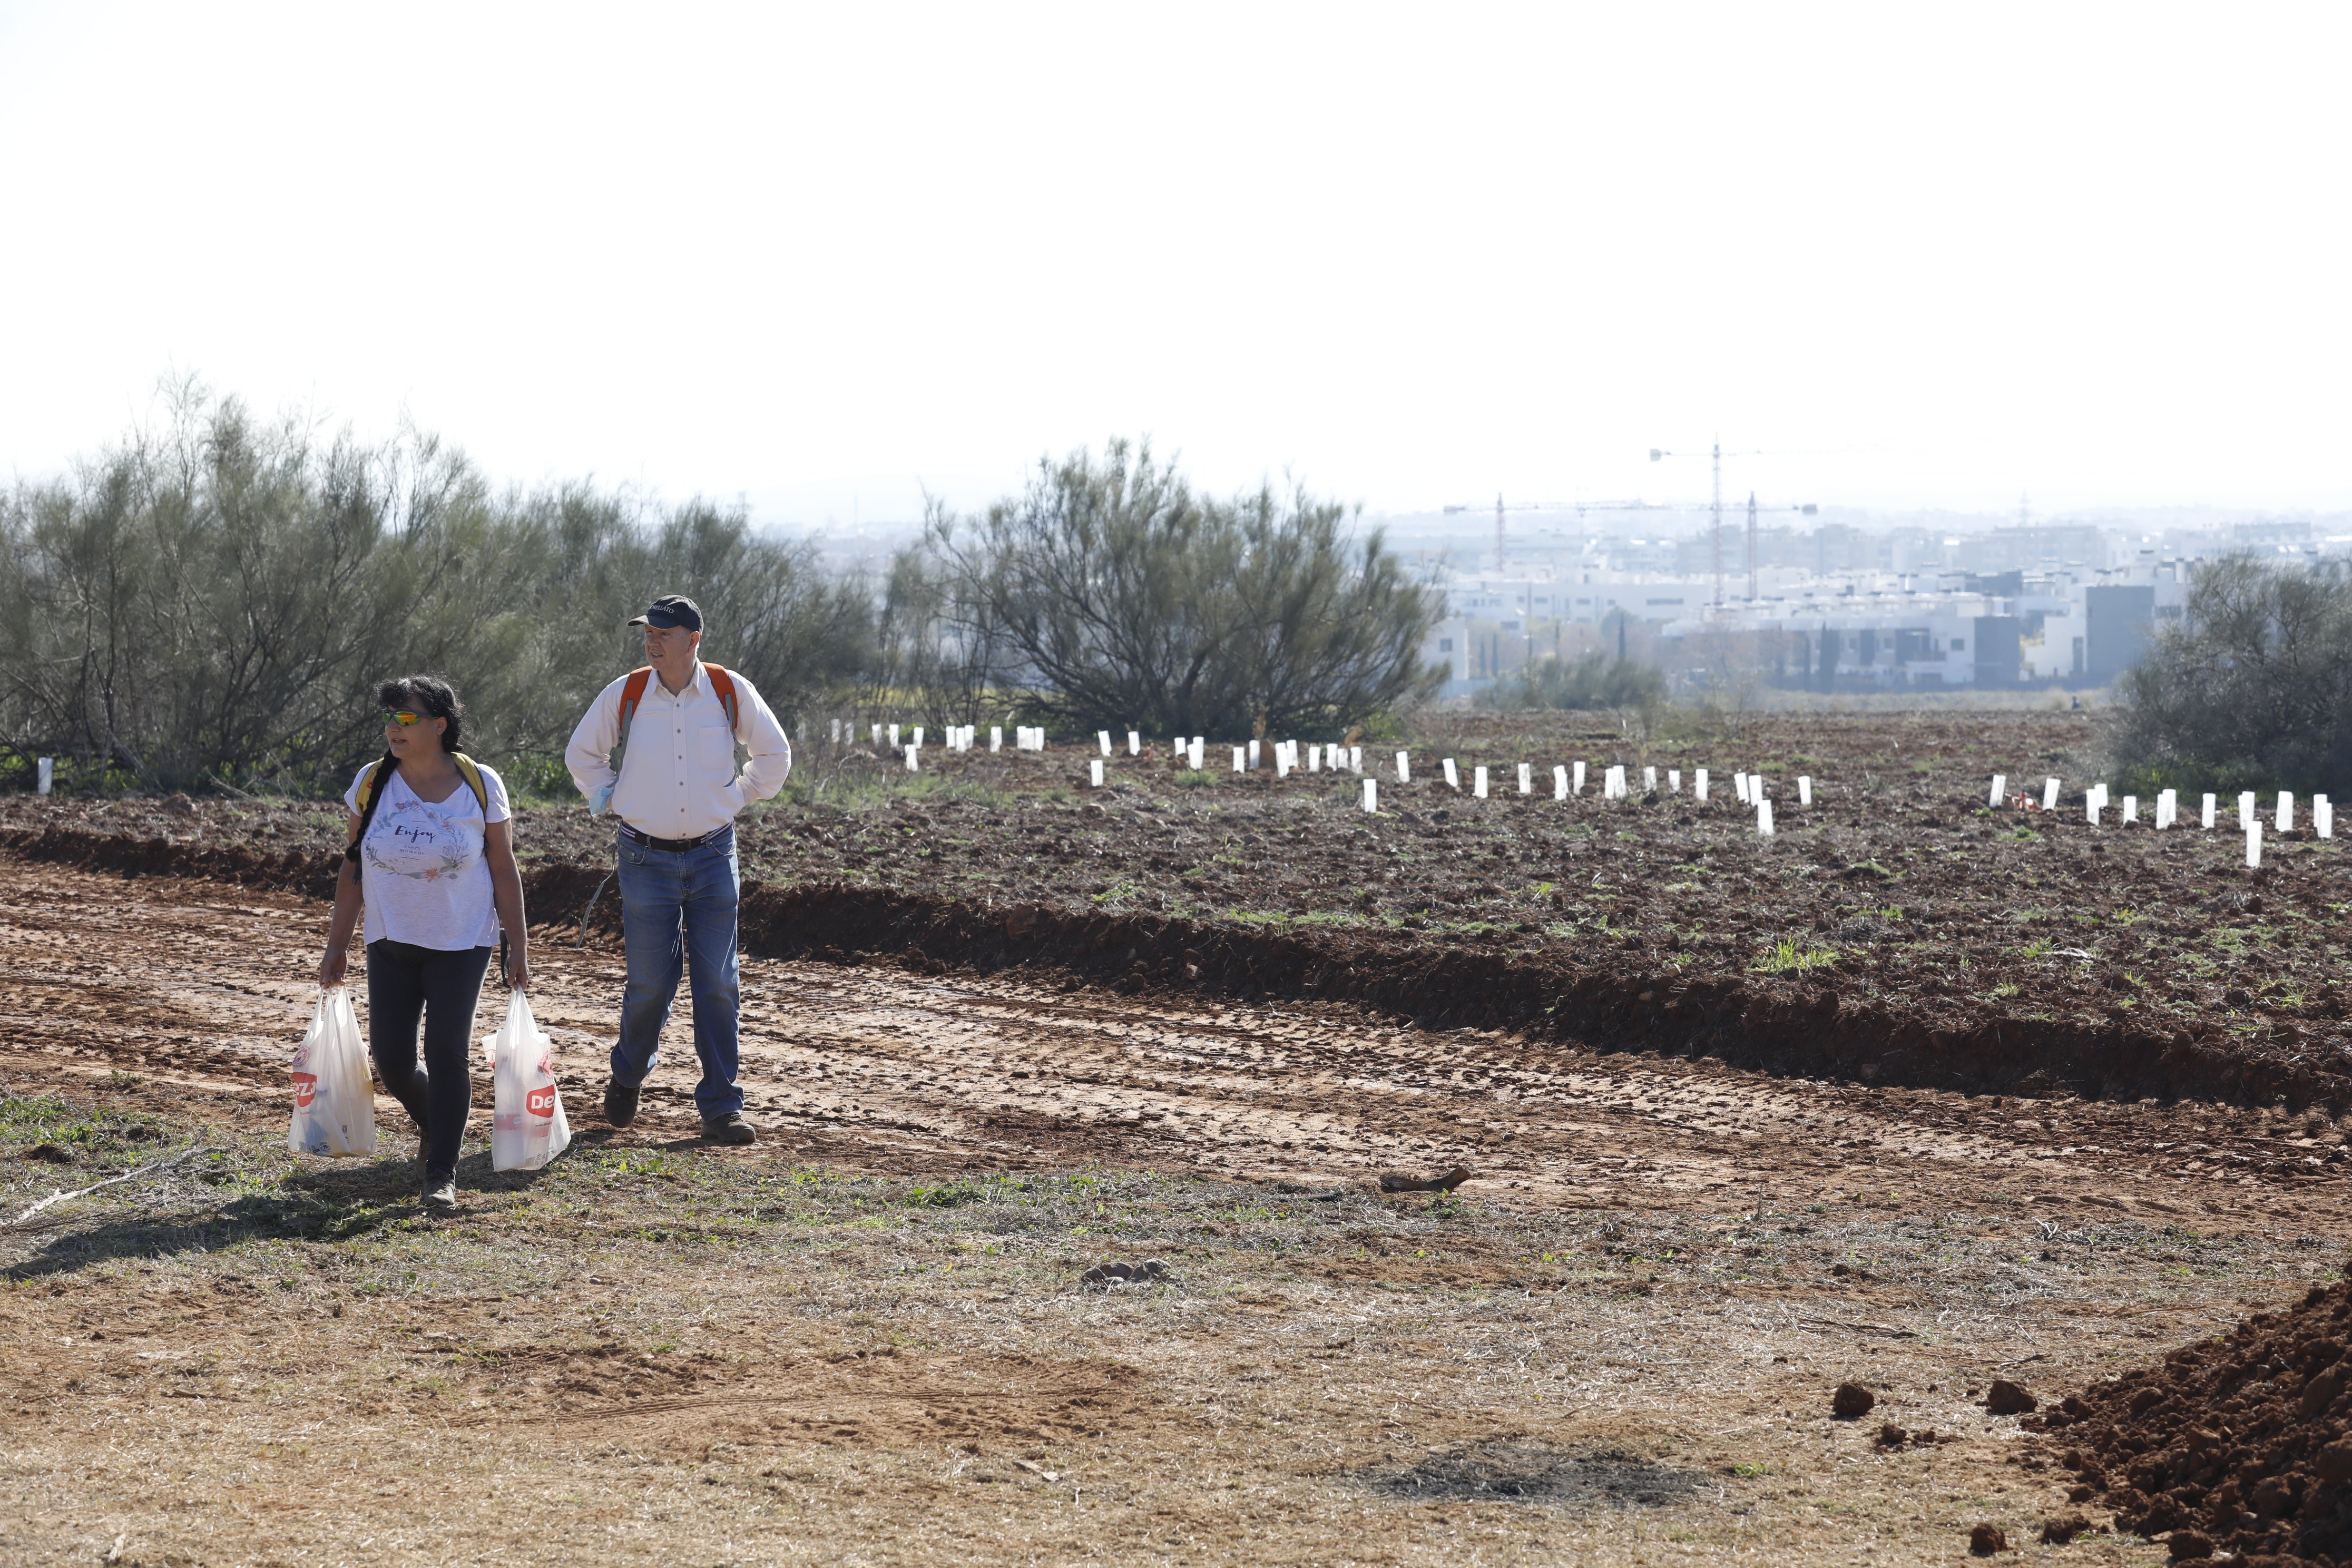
7, 857, 2337, 1219
3, 856, 2344, 1565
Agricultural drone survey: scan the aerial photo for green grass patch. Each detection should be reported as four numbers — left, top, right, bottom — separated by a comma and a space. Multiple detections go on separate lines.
1752, 939, 1838, 975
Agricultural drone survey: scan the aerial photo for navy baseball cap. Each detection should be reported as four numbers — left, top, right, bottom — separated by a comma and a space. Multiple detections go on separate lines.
628, 595, 703, 632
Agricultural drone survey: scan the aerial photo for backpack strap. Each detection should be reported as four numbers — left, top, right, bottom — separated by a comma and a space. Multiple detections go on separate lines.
610, 667, 654, 778
343, 753, 396, 870
615, 667, 653, 742
448, 752, 491, 816
702, 664, 741, 734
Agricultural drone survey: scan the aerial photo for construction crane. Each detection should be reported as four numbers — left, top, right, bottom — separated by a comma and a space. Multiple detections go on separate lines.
1738, 493, 1819, 601
1440, 494, 1654, 573
1439, 494, 1544, 571
1436, 494, 1658, 680
1648, 441, 1816, 609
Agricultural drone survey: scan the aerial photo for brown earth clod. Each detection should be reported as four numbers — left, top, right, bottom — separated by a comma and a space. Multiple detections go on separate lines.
1985, 1378, 2038, 1416
2039, 1512, 2092, 1544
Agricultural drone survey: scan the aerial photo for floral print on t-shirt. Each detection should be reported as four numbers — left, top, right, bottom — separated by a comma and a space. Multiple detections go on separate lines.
362, 792, 481, 883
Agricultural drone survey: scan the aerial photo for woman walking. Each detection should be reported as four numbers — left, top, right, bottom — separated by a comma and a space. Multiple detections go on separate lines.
317, 676, 529, 1213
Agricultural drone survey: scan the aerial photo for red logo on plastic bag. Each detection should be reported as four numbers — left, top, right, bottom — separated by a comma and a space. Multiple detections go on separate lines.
293, 1072, 318, 1109
527, 1086, 556, 1119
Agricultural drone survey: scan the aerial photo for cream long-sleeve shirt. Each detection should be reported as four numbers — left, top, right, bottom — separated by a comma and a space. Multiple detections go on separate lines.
565, 663, 792, 838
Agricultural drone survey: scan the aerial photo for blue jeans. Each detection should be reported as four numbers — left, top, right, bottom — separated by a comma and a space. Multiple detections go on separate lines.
612, 826, 743, 1118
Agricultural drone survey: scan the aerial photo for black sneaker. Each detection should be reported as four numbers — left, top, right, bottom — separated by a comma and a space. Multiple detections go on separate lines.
701, 1112, 756, 1145
603, 1079, 642, 1128
422, 1174, 458, 1214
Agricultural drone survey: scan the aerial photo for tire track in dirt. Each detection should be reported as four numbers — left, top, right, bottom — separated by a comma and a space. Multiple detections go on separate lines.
11, 810, 2351, 1117
4, 855, 2341, 1226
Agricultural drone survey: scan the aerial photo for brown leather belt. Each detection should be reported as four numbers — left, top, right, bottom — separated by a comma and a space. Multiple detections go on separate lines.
619, 823, 729, 853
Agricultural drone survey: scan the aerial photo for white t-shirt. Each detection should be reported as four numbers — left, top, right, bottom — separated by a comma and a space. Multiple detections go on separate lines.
341, 762, 511, 950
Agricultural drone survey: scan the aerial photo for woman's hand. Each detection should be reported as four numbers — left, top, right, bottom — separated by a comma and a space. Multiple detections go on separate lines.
504, 949, 530, 993
318, 944, 349, 989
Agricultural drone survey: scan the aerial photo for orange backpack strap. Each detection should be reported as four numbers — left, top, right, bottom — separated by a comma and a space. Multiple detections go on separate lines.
701, 663, 741, 734
617, 668, 652, 736
613, 667, 653, 758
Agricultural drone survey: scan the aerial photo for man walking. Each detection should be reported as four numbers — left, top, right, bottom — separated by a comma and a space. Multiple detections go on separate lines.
565, 595, 792, 1143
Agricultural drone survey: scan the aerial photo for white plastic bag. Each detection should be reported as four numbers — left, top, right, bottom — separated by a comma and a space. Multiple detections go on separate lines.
288, 985, 377, 1158
487, 990, 571, 1172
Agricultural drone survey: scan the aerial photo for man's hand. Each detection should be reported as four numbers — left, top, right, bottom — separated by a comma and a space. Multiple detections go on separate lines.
505, 950, 531, 993
318, 945, 349, 989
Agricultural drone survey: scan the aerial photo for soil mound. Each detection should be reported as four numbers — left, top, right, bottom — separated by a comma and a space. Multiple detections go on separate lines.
2043, 1277, 2352, 1564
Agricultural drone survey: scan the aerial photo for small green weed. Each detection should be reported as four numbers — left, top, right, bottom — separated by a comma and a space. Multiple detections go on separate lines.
0, 1094, 83, 1135
1753, 939, 1838, 975
901, 1182, 986, 1208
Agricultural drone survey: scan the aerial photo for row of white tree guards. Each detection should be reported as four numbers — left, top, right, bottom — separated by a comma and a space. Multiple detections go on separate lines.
825, 720, 1046, 762
1989, 774, 2336, 867
1337, 758, 1804, 832
827, 719, 1808, 835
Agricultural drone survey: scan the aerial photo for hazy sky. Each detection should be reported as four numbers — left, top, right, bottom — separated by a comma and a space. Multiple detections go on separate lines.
3, 4, 2347, 528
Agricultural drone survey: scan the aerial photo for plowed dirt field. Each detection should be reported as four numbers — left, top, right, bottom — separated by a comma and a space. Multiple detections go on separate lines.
6, 708, 2345, 1116
3, 845, 2348, 1565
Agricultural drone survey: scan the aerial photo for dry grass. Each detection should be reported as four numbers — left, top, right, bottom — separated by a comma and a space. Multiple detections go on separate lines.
3, 1082, 2312, 1565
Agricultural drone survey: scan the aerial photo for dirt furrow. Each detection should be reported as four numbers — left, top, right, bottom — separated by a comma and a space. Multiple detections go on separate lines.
4, 855, 2343, 1230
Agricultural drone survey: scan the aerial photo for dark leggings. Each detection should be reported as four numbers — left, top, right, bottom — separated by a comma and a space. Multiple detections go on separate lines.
365, 940, 493, 1178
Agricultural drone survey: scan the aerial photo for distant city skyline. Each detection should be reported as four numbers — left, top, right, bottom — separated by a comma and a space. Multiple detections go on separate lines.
4, 5, 2348, 527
